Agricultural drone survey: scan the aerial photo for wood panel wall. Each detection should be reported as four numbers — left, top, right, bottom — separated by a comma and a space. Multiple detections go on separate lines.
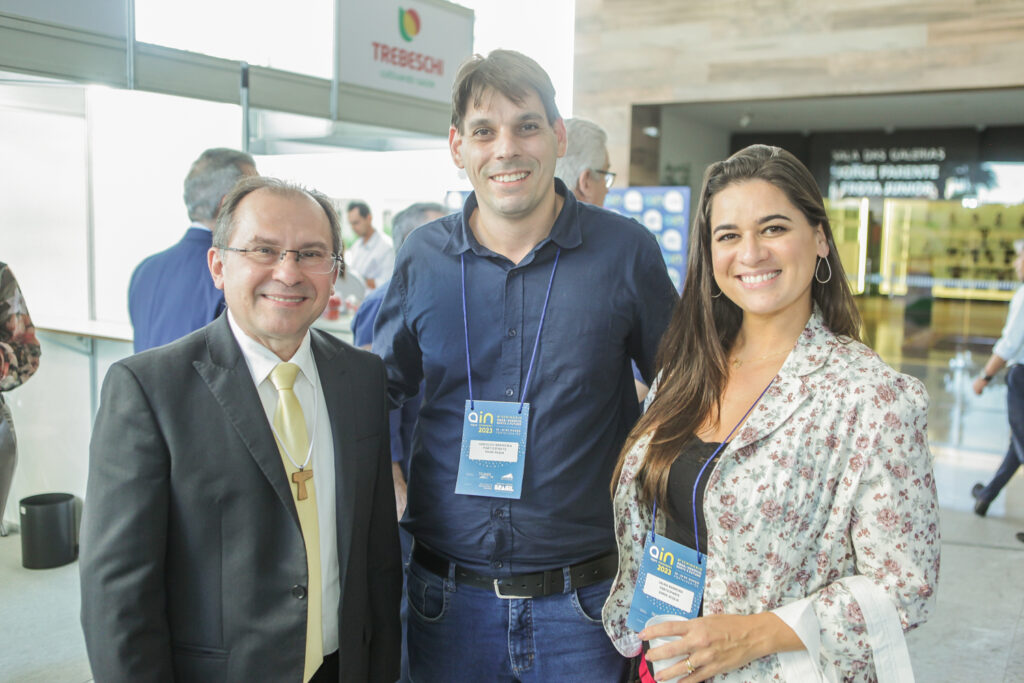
573, 0, 1024, 184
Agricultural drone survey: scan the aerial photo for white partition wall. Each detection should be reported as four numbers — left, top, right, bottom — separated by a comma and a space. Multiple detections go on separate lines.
88, 87, 242, 324
0, 88, 90, 324
0, 81, 242, 528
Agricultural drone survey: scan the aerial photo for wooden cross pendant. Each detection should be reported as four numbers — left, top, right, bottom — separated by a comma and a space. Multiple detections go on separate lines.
291, 469, 313, 501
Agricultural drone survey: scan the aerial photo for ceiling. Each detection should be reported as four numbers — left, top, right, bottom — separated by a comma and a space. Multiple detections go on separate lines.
664, 88, 1024, 134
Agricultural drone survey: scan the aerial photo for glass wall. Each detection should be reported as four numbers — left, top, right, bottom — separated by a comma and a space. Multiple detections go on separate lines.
833, 197, 1024, 460
817, 194, 1022, 460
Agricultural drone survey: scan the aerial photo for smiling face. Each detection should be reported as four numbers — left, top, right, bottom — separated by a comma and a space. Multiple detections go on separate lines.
710, 179, 828, 324
449, 87, 566, 226
209, 188, 338, 360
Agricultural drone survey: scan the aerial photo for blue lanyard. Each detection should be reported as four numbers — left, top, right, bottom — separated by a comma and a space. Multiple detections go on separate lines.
461, 248, 561, 414
650, 377, 776, 563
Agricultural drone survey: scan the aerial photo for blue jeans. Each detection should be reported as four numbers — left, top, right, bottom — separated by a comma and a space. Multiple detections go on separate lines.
405, 556, 629, 682
979, 364, 1024, 503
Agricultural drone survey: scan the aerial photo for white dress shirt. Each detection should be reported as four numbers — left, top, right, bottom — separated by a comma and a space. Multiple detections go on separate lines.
227, 311, 340, 655
346, 230, 395, 286
993, 285, 1024, 366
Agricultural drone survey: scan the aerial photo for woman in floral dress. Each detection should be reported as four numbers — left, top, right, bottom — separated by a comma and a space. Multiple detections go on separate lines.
602, 145, 939, 682
1, 262, 41, 536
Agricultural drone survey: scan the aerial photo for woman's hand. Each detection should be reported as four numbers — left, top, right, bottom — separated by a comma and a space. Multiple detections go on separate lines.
640, 612, 802, 681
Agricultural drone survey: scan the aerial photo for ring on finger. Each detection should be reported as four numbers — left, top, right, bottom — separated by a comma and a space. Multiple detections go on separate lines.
685, 657, 696, 675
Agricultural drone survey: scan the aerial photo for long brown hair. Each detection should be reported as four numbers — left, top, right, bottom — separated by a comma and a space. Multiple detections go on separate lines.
611, 144, 862, 508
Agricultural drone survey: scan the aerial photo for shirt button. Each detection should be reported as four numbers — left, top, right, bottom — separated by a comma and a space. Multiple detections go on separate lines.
491, 560, 503, 568
291, 585, 307, 599
494, 509, 504, 518
508, 328, 517, 337
505, 387, 514, 397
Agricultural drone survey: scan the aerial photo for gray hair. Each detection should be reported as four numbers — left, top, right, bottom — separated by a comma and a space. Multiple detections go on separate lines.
392, 202, 445, 252
554, 118, 608, 192
184, 148, 256, 222
214, 176, 342, 258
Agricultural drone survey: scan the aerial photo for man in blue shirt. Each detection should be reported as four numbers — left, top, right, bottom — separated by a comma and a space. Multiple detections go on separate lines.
128, 148, 257, 352
373, 50, 677, 681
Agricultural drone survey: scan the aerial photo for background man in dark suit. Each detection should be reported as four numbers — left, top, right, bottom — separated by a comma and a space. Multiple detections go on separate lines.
81, 177, 401, 682
128, 147, 257, 352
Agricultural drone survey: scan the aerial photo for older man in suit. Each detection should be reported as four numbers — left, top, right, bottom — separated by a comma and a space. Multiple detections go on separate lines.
128, 147, 257, 353
80, 177, 401, 683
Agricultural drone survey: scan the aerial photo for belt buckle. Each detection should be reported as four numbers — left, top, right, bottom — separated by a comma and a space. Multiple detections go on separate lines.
493, 579, 531, 600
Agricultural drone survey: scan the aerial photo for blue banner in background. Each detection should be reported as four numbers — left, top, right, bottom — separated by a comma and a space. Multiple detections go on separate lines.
605, 187, 690, 292
445, 186, 690, 292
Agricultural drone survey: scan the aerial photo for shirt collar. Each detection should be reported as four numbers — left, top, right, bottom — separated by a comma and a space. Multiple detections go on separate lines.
443, 177, 583, 258
781, 305, 839, 379
226, 309, 316, 388
189, 222, 212, 233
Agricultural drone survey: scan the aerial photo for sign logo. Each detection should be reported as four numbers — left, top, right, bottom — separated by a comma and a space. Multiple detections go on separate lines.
399, 8, 421, 42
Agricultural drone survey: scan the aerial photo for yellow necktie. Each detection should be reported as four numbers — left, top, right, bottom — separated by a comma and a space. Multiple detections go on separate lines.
270, 362, 323, 682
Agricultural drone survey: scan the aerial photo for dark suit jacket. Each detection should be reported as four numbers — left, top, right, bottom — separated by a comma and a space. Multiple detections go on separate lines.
128, 227, 225, 353
80, 314, 402, 682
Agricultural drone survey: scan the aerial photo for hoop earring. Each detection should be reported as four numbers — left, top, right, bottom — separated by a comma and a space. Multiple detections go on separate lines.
711, 283, 723, 299
815, 256, 832, 284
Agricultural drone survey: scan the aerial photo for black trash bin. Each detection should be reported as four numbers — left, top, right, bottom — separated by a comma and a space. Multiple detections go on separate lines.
19, 493, 77, 569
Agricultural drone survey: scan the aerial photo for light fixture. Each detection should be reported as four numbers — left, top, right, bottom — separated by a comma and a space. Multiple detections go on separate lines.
642, 126, 660, 138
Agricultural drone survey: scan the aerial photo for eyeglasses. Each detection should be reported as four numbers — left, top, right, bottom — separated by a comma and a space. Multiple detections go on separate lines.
219, 245, 344, 275
592, 169, 616, 189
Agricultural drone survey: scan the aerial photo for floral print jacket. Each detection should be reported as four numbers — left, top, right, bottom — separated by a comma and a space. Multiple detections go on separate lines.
603, 310, 940, 682
0, 263, 41, 392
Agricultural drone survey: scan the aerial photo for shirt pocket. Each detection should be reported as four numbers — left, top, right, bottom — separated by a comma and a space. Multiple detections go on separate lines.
541, 308, 616, 387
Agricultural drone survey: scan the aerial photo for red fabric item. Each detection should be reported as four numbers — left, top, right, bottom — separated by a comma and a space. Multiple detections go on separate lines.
639, 654, 657, 683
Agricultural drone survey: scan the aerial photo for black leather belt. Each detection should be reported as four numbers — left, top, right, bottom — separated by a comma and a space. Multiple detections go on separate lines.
412, 542, 617, 599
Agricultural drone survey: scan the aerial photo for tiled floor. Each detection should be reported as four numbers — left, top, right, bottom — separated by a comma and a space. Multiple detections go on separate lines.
0, 532, 90, 683
2, 296, 1023, 681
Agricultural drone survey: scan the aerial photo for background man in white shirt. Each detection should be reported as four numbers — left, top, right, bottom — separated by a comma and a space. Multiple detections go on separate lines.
346, 200, 395, 290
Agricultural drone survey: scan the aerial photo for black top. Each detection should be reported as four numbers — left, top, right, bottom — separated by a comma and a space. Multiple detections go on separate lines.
664, 438, 726, 561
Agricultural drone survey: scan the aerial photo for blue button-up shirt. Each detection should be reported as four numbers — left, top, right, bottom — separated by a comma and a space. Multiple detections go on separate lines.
373, 181, 677, 574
